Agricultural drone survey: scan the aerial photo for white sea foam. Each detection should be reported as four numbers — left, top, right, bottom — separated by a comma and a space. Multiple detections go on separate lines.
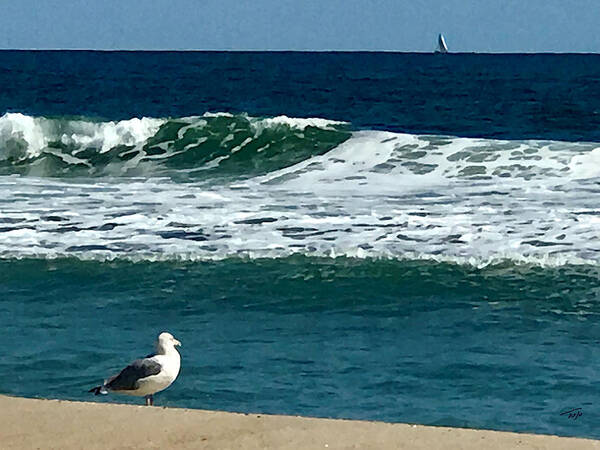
254, 130, 599, 192
2, 115, 600, 267
1, 162, 599, 267
568, 147, 600, 179
0, 113, 164, 162
64, 117, 164, 154
0, 113, 48, 159
252, 115, 348, 131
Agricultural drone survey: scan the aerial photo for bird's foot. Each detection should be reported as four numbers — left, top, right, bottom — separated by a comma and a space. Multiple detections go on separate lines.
145, 395, 154, 406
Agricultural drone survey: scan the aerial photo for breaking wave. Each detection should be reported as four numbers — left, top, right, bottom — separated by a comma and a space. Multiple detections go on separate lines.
2, 111, 600, 267
2, 112, 600, 185
0, 112, 350, 179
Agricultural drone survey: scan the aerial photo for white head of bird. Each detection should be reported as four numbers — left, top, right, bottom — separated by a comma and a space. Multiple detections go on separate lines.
156, 332, 181, 355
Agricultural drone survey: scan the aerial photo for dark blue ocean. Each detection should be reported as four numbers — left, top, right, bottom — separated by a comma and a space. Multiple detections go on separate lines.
1, 51, 599, 439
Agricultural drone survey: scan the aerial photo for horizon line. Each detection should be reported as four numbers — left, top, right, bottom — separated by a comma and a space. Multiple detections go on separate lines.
0, 48, 599, 55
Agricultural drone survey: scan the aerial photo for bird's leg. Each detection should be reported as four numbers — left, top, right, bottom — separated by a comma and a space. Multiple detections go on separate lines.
145, 395, 151, 406
149, 394, 154, 406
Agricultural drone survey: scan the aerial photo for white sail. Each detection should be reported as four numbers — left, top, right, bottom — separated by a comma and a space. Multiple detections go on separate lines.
436, 34, 448, 53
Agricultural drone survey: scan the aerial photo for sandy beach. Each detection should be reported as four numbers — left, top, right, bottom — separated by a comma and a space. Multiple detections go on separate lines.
0, 395, 597, 449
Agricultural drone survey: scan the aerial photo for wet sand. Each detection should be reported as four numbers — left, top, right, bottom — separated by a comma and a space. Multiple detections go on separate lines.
0, 395, 598, 449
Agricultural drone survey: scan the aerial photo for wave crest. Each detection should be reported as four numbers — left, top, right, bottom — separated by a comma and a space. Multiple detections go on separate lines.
0, 112, 350, 179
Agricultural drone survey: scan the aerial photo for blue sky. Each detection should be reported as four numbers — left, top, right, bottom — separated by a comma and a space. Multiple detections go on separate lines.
2, 0, 600, 52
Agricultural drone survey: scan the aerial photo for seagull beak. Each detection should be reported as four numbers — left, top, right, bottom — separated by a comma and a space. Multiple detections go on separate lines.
174, 339, 182, 347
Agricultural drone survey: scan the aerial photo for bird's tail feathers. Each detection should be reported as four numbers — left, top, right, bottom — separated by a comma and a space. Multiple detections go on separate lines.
89, 384, 108, 395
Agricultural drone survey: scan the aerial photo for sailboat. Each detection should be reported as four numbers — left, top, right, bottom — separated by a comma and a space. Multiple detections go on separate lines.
435, 34, 448, 54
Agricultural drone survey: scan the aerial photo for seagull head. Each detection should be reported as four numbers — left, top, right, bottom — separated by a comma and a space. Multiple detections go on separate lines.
157, 332, 182, 352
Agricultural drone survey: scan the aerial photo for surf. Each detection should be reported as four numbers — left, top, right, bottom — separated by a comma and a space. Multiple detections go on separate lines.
2, 112, 600, 185
0, 112, 351, 180
2, 112, 600, 268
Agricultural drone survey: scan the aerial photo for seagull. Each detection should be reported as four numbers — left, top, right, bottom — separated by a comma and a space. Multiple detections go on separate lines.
89, 332, 181, 406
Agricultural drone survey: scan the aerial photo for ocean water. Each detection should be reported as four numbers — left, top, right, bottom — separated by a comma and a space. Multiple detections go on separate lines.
1, 51, 599, 439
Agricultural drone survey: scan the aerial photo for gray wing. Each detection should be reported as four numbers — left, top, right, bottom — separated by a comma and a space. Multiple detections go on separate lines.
106, 358, 162, 391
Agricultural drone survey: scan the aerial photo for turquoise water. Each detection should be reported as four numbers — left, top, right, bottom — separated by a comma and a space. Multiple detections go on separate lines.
2, 51, 600, 439
2, 257, 599, 438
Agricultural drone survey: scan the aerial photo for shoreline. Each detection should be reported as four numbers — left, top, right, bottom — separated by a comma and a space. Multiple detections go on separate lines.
0, 395, 598, 449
